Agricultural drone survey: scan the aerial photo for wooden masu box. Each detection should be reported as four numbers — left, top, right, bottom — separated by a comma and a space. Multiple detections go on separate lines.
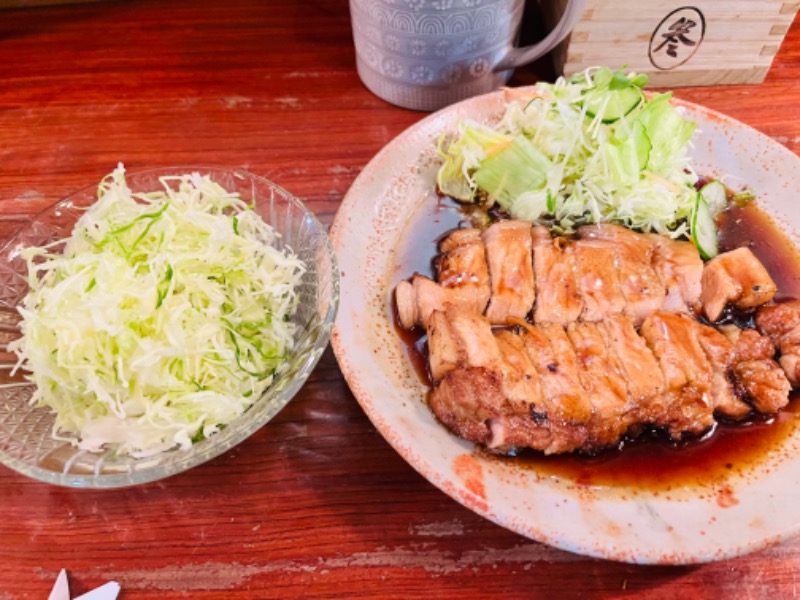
543, 0, 800, 86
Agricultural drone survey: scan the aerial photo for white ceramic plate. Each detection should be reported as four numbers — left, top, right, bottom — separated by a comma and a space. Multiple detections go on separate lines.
330, 89, 800, 564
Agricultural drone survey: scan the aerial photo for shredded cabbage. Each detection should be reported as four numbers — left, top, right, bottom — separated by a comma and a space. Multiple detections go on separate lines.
10, 165, 306, 458
437, 66, 701, 239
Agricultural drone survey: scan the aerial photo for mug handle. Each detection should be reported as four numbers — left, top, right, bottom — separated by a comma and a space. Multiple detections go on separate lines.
495, 0, 587, 71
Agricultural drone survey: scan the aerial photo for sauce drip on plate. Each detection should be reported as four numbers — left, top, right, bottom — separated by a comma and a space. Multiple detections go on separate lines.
718, 202, 800, 300
498, 395, 800, 490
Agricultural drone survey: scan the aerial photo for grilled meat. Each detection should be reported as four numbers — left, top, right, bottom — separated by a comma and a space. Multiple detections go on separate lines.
566, 321, 634, 447
397, 221, 796, 455
702, 247, 777, 322
424, 304, 790, 455
399, 223, 776, 332
532, 227, 583, 324
428, 307, 591, 454
715, 322, 789, 414
638, 312, 716, 438
734, 360, 791, 413
395, 228, 490, 329
430, 366, 562, 454
579, 224, 665, 325
719, 325, 776, 362
645, 234, 704, 313
494, 331, 587, 453
755, 300, 800, 344
694, 324, 751, 419
395, 275, 456, 330
756, 300, 800, 386
573, 237, 627, 322
436, 228, 492, 305
599, 315, 665, 403
482, 221, 535, 324
535, 323, 595, 425
426, 304, 500, 383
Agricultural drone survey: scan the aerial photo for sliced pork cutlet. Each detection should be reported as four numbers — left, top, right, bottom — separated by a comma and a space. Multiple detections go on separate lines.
491, 331, 587, 454
482, 221, 535, 325
693, 324, 751, 419
424, 306, 535, 451
647, 235, 703, 313
639, 312, 715, 438
437, 228, 491, 307
599, 314, 665, 405
531, 227, 583, 324
426, 310, 584, 455
578, 224, 665, 326
395, 275, 450, 329
426, 305, 502, 383
756, 300, 800, 386
429, 366, 544, 452
428, 365, 505, 448
395, 229, 491, 329
701, 247, 777, 322
519, 322, 594, 428
566, 321, 633, 448
493, 330, 544, 412
572, 238, 626, 322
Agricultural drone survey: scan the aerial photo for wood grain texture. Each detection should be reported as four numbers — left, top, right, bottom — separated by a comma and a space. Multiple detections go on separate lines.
548, 0, 800, 85
1, 1, 800, 597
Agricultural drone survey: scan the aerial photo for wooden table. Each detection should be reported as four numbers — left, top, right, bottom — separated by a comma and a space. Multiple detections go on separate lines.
1, 1, 800, 597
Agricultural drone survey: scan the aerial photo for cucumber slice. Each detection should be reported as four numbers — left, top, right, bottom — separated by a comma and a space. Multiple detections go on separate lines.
582, 68, 644, 124
698, 179, 728, 214
691, 193, 719, 260
584, 88, 642, 124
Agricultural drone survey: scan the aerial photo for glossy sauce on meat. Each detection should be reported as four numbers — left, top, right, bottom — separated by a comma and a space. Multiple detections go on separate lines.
391, 195, 800, 487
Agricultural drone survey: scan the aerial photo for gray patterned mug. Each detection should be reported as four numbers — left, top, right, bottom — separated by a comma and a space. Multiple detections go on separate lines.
349, 0, 586, 111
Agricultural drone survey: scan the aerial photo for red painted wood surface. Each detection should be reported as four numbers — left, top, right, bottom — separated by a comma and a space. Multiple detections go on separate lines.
1, 1, 800, 597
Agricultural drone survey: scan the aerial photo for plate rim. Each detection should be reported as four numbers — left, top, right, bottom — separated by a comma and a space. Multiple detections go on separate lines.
331, 87, 800, 564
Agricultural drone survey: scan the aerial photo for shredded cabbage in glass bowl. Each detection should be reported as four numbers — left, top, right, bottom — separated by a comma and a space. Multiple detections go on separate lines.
0, 166, 338, 487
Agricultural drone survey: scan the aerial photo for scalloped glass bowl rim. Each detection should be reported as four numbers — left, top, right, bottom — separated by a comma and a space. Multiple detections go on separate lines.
0, 166, 338, 488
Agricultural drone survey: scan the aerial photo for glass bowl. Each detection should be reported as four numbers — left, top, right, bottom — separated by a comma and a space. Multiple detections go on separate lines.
0, 167, 338, 488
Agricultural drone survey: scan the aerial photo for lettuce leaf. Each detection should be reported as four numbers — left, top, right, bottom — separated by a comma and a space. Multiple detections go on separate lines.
436, 122, 510, 201
434, 66, 702, 240
472, 135, 551, 209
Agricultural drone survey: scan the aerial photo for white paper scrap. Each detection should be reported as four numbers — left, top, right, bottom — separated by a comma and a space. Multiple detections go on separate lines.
48, 569, 69, 600
48, 570, 120, 600
74, 582, 121, 600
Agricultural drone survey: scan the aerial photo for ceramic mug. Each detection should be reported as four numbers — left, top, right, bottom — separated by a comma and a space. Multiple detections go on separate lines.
349, 0, 586, 111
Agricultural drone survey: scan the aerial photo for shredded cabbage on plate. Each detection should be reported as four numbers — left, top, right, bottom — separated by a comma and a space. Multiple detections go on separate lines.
9, 165, 306, 458
437, 66, 703, 240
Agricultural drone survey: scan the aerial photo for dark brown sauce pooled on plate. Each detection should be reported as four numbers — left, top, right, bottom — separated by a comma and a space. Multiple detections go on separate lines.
390, 195, 464, 388
504, 394, 800, 490
718, 202, 800, 300
391, 196, 800, 489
